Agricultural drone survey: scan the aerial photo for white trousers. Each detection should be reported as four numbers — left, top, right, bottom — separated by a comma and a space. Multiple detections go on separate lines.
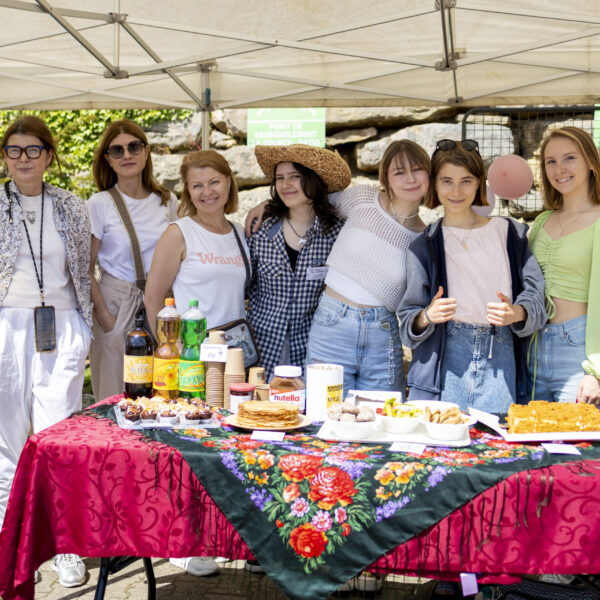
0, 307, 90, 528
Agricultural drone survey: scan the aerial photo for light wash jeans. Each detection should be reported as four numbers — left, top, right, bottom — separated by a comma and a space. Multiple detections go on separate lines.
440, 321, 515, 413
526, 315, 586, 403
305, 293, 405, 398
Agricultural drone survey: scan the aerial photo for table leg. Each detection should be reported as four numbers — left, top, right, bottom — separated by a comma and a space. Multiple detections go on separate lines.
93, 557, 156, 600
94, 557, 110, 600
143, 557, 156, 600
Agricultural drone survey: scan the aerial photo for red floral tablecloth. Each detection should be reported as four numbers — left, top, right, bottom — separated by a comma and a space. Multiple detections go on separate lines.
1, 398, 599, 600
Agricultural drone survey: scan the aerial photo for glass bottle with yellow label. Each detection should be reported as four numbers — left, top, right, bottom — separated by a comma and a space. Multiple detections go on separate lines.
152, 298, 180, 399
123, 312, 154, 399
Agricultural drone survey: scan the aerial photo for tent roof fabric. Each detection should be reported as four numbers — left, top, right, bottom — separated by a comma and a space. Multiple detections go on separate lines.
1, 0, 600, 110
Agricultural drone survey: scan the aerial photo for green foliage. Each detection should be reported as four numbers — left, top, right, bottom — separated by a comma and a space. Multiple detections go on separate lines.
0, 109, 192, 198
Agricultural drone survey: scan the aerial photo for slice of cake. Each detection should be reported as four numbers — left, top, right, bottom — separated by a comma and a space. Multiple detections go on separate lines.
507, 401, 600, 434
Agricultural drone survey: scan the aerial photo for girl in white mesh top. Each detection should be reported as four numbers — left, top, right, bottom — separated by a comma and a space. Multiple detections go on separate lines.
247, 140, 431, 396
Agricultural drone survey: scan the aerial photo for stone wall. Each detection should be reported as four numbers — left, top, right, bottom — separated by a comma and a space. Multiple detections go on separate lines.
146, 107, 593, 225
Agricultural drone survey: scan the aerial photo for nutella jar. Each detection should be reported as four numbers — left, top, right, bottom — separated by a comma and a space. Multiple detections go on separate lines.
269, 366, 306, 414
229, 383, 256, 414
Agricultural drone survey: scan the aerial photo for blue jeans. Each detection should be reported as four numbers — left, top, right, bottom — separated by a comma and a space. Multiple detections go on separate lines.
526, 315, 586, 403
440, 321, 515, 413
305, 293, 405, 398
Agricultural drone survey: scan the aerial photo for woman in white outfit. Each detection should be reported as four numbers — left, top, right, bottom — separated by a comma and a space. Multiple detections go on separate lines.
0, 116, 91, 588
88, 119, 177, 401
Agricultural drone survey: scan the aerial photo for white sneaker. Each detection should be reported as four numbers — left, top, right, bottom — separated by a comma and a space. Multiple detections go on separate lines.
51, 554, 86, 588
170, 557, 219, 577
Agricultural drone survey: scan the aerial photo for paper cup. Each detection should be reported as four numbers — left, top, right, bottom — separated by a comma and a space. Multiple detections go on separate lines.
208, 330, 226, 344
254, 384, 270, 402
306, 363, 344, 421
248, 367, 266, 386
225, 347, 245, 375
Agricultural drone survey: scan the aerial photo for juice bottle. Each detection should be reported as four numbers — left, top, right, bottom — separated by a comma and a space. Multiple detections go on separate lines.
179, 299, 207, 400
152, 298, 180, 399
123, 312, 154, 399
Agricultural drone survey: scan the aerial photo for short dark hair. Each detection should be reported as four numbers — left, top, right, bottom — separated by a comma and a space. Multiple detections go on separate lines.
426, 142, 488, 208
263, 161, 338, 232
2, 115, 60, 170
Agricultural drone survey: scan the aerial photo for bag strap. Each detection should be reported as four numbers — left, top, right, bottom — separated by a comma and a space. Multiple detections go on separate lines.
108, 186, 146, 291
229, 220, 250, 295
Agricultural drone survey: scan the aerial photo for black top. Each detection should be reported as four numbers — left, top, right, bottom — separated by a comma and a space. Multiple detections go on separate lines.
284, 242, 299, 271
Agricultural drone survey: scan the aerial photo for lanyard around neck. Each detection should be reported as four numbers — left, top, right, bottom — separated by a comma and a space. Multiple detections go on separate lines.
4, 181, 46, 305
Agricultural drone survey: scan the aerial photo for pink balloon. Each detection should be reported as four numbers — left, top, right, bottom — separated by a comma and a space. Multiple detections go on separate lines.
487, 155, 533, 200
473, 184, 496, 217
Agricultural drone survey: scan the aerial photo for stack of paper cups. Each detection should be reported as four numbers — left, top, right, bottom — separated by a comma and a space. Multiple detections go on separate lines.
224, 347, 245, 410
305, 363, 344, 421
248, 367, 266, 386
206, 330, 226, 408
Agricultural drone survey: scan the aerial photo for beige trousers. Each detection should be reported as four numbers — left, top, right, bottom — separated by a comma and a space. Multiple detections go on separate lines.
89, 272, 144, 401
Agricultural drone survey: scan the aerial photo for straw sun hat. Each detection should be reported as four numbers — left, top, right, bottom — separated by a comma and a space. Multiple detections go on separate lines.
254, 144, 351, 192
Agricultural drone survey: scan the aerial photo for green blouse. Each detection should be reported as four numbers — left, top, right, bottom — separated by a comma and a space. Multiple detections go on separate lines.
529, 210, 600, 378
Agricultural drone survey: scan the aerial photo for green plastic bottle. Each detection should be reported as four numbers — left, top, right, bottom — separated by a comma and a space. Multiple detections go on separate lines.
178, 299, 207, 399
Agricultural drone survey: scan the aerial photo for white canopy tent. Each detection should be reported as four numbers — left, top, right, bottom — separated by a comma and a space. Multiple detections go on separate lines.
1, 1, 600, 117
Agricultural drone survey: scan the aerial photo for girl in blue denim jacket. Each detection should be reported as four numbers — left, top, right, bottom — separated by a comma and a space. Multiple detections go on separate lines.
398, 140, 546, 412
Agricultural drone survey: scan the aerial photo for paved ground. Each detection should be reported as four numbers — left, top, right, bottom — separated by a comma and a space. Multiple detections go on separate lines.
33, 557, 442, 600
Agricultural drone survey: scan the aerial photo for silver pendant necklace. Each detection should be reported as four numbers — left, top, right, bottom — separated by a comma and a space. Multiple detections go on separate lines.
26, 209, 36, 224
286, 218, 311, 248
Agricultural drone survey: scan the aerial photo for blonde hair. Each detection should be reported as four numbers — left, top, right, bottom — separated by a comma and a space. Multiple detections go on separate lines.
539, 126, 600, 209
178, 150, 238, 218
92, 119, 170, 205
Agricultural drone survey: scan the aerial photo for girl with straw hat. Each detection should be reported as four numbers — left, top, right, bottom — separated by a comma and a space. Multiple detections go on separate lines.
250, 144, 348, 381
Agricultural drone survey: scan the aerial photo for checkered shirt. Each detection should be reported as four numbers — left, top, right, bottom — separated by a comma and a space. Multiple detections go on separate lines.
248, 215, 344, 381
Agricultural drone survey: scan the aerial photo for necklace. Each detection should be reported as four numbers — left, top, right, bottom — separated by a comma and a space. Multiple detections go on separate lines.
26, 209, 36, 224
555, 210, 583, 237
286, 218, 312, 248
443, 216, 479, 250
388, 198, 419, 222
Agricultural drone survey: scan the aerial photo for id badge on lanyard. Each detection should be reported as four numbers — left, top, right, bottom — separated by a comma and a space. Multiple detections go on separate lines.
5, 181, 57, 352
34, 305, 56, 352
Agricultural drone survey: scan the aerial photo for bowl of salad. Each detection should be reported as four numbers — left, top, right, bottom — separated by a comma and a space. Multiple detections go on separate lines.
379, 399, 423, 434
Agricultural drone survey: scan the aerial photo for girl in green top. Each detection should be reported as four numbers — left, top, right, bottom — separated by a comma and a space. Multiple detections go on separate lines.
528, 126, 600, 405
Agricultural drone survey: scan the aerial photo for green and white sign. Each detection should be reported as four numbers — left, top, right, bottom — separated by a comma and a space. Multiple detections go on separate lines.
247, 108, 326, 148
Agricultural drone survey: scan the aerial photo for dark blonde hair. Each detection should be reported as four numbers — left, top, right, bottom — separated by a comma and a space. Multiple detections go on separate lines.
178, 150, 238, 217
426, 142, 488, 208
379, 140, 431, 197
539, 126, 600, 209
2, 115, 60, 170
92, 119, 170, 205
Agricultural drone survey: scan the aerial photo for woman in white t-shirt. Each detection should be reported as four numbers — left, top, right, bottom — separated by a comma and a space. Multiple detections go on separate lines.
145, 150, 248, 335
88, 119, 177, 401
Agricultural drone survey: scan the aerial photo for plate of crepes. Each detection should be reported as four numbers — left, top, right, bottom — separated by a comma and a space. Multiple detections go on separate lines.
317, 398, 476, 447
224, 400, 312, 431
114, 396, 219, 429
470, 401, 600, 442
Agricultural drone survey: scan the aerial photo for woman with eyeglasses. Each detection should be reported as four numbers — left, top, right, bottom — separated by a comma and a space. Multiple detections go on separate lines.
399, 139, 546, 411
527, 126, 600, 405
88, 119, 177, 402
0, 116, 92, 587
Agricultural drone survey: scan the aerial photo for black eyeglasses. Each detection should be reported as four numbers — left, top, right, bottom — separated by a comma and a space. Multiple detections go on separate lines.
3, 145, 49, 159
105, 140, 146, 159
434, 139, 479, 153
